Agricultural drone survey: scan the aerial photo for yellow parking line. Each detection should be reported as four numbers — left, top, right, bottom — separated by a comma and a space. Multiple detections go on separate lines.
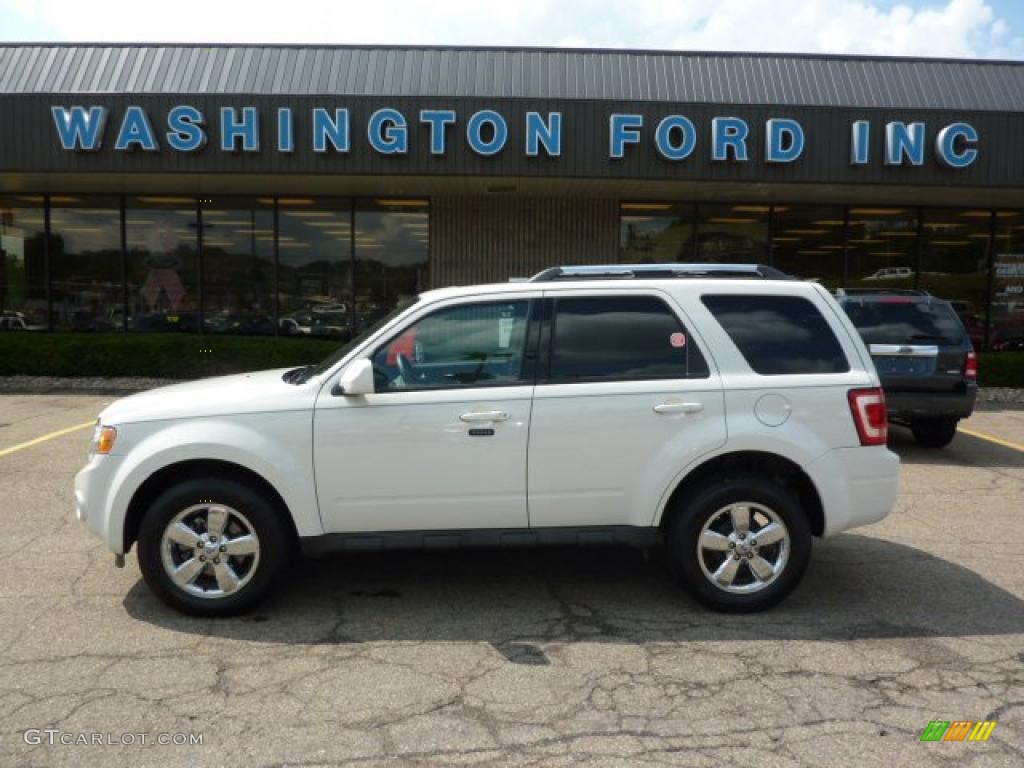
958, 426, 1024, 453
0, 420, 95, 458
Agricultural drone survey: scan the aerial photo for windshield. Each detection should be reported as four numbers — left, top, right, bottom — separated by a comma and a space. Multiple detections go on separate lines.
296, 299, 419, 382
841, 299, 966, 345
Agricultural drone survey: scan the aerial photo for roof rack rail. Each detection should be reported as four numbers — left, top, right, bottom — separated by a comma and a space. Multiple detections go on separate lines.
529, 263, 791, 282
835, 288, 932, 297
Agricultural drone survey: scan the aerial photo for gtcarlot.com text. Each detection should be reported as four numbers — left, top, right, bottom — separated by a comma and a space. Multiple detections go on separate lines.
23, 729, 203, 747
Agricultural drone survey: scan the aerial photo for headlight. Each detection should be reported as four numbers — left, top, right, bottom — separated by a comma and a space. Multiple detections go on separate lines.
90, 423, 117, 455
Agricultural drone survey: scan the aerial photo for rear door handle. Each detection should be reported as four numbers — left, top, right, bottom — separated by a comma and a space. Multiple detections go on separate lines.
653, 402, 704, 415
460, 410, 510, 423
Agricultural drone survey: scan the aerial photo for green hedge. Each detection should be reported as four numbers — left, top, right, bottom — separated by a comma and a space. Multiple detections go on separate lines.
977, 352, 1024, 389
1, 334, 1022, 388
0, 333, 340, 379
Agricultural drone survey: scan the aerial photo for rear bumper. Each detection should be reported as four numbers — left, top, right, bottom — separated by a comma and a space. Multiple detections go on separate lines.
807, 445, 900, 536
885, 386, 977, 420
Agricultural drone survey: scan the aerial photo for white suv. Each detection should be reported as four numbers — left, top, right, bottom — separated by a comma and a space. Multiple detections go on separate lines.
75, 264, 899, 615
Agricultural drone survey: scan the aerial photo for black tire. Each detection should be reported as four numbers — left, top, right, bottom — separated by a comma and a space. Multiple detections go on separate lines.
137, 476, 290, 616
911, 418, 958, 448
666, 474, 812, 613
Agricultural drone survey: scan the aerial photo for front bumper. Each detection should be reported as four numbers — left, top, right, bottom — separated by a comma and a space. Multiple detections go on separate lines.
74, 453, 125, 554
807, 445, 900, 536
885, 385, 977, 420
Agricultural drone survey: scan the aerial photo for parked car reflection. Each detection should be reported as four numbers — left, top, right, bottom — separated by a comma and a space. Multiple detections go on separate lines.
0, 311, 46, 331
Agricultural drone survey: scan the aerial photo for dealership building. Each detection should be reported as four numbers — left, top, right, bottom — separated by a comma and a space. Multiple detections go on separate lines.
1, 43, 1023, 348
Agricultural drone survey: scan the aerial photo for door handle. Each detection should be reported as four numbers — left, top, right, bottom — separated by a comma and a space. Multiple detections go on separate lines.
459, 410, 510, 423
653, 402, 704, 415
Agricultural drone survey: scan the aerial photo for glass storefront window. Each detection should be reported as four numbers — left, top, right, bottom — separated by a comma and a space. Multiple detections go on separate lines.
201, 198, 275, 335
354, 200, 429, 332
125, 197, 199, 332
845, 207, 919, 290
770, 205, 845, 290
695, 204, 770, 262
919, 209, 992, 350
276, 198, 353, 340
619, 203, 694, 263
991, 212, 1024, 352
0, 196, 47, 330
49, 196, 122, 331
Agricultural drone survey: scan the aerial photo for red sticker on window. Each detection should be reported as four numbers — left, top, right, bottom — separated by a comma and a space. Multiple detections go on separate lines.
670, 332, 686, 348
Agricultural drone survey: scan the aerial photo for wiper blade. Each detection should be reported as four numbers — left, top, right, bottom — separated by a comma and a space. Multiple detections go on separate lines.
282, 365, 314, 384
907, 334, 954, 343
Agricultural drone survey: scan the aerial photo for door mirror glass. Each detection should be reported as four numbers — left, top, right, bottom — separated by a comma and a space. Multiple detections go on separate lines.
336, 359, 375, 396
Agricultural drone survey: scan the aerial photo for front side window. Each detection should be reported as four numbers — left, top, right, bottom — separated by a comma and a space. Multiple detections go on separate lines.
702, 294, 849, 375
372, 300, 530, 391
549, 295, 709, 382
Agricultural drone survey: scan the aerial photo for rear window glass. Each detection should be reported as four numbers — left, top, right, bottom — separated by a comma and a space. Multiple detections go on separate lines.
701, 294, 850, 375
839, 299, 966, 345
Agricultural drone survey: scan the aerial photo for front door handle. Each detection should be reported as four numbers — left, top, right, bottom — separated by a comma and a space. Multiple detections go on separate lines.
653, 401, 704, 415
459, 410, 510, 423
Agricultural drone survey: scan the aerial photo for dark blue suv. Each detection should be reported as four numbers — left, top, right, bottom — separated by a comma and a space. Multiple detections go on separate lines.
837, 290, 978, 448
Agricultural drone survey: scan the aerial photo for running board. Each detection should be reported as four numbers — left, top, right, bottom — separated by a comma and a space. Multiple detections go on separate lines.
300, 526, 662, 557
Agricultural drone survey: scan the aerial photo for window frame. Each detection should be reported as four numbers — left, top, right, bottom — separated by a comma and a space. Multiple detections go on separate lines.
537, 291, 712, 385
366, 296, 540, 394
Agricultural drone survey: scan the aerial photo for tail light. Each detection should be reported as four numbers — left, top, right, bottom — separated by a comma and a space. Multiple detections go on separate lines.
964, 350, 978, 380
848, 388, 888, 446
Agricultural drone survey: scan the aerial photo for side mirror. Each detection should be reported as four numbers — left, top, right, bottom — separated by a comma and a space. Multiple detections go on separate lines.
334, 359, 374, 396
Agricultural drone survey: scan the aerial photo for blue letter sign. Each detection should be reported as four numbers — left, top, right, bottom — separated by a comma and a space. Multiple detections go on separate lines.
166, 106, 206, 152
765, 118, 804, 163
654, 116, 696, 161
885, 122, 926, 166
467, 110, 508, 156
712, 117, 749, 162
220, 107, 259, 152
609, 114, 643, 159
114, 106, 158, 151
420, 109, 457, 155
312, 108, 350, 153
368, 108, 408, 154
935, 122, 978, 168
525, 112, 562, 157
51, 106, 108, 151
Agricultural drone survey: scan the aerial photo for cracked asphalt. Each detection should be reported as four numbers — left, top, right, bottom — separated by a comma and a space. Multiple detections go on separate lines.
0, 393, 1022, 767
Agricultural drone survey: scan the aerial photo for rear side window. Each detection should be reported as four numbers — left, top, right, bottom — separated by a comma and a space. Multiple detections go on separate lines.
549, 295, 709, 382
701, 294, 850, 375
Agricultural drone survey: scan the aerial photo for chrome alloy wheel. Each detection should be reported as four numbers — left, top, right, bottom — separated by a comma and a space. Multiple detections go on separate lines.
159, 504, 261, 599
696, 502, 790, 594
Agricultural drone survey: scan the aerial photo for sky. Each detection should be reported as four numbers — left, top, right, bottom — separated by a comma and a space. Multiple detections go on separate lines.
1, 0, 1023, 59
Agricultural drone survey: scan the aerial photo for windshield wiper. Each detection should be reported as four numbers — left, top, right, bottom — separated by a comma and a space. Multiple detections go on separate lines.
282, 365, 314, 384
907, 333, 955, 343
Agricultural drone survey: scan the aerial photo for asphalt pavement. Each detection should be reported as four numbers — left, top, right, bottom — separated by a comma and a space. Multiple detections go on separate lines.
0, 393, 1021, 767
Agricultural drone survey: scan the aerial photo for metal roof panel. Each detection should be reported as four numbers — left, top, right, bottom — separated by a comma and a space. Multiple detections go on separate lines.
3, 44, 1024, 112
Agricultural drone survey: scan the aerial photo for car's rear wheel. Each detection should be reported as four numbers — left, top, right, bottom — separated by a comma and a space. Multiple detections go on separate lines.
666, 475, 811, 612
911, 417, 959, 448
137, 477, 289, 616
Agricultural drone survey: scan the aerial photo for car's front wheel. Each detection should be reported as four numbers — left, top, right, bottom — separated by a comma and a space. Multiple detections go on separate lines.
666, 475, 812, 612
137, 477, 290, 616
911, 417, 959, 448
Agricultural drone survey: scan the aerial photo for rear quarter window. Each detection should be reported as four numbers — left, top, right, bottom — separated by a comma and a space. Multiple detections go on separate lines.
701, 294, 850, 375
